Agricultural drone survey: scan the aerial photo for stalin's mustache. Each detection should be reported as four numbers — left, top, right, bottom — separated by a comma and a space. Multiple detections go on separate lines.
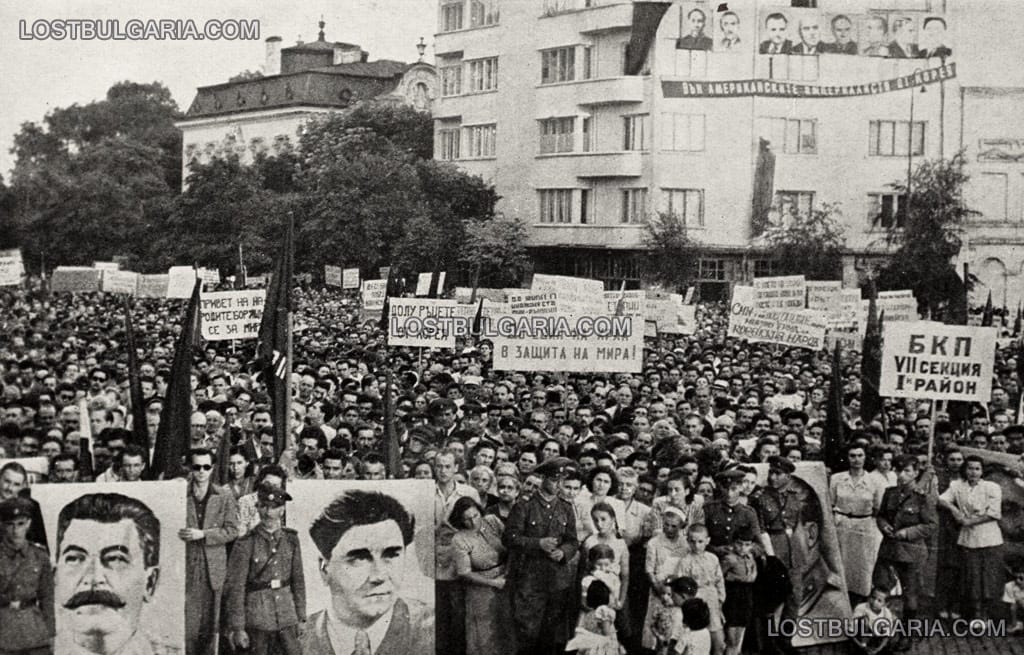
64, 589, 126, 610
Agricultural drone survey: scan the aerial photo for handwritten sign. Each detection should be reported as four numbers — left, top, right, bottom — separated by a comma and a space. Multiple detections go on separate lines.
199, 290, 265, 341
324, 265, 342, 287
387, 298, 458, 348
101, 270, 139, 295
728, 285, 827, 350
0, 249, 24, 286
880, 322, 996, 402
51, 267, 101, 293
342, 268, 360, 290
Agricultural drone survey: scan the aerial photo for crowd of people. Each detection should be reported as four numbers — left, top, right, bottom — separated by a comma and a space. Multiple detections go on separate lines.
1, 281, 1023, 655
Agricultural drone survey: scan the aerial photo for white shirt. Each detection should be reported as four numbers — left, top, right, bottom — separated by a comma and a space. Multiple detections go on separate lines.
325, 603, 394, 655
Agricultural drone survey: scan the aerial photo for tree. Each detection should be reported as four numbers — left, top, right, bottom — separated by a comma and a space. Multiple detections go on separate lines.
460, 214, 530, 289
642, 212, 703, 291
0, 175, 16, 250
761, 203, 846, 280
876, 153, 976, 320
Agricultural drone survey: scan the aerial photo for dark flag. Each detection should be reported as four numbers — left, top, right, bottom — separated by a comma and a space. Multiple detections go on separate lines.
256, 217, 294, 458
823, 342, 847, 472
860, 281, 884, 426
981, 290, 993, 327
150, 279, 202, 480
122, 297, 148, 459
1015, 301, 1022, 336
471, 297, 485, 338
384, 368, 400, 478
750, 138, 776, 237
623, 2, 672, 75
378, 268, 394, 334
428, 268, 443, 298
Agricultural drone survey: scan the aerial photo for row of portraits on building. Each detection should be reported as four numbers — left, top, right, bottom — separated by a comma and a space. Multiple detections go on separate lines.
673, 3, 952, 59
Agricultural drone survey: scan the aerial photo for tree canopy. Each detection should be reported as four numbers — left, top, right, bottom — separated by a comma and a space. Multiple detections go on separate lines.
761, 203, 846, 280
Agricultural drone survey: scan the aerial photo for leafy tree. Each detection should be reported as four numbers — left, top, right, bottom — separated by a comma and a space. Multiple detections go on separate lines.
642, 211, 703, 292
876, 153, 975, 320
302, 101, 433, 161
0, 175, 17, 250
459, 214, 530, 289
761, 203, 846, 280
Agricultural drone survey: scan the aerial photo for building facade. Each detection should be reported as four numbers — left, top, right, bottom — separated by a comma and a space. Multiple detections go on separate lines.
177, 23, 437, 189
431, 0, 1024, 305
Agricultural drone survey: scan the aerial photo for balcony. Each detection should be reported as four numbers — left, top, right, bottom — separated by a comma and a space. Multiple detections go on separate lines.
576, 76, 645, 106
572, 151, 643, 177
540, 2, 633, 35
529, 224, 645, 249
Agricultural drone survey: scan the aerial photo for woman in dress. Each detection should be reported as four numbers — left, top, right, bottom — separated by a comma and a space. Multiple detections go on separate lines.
938, 454, 1004, 619
484, 473, 519, 521
450, 496, 516, 655
468, 465, 498, 507
577, 466, 627, 540
829, 442, 884, 602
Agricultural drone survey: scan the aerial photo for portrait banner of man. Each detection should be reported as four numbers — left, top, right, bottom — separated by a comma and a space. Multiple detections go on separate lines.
34, 480, 187, 655
822, 13, 860, 55
751, 461, 850, 647
757, 8, 795, 55
287, 480, 435, 655
712, 6, 751, 54
676, 3, 713, 51
0, 457, 50, 484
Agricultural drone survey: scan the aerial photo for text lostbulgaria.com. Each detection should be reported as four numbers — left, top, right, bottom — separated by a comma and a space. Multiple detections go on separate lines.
768, 617, 1007, 640
18, 19, 260, 41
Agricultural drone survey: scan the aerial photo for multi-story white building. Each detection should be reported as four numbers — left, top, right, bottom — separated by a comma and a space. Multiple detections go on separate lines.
432, 0, 1024, 305
177, 21, 437, 189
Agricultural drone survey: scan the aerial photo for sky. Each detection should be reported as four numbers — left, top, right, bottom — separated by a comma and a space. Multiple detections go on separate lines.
0, 0, 437, 178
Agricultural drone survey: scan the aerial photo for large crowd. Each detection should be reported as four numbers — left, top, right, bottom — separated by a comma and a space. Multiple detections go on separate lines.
1, 281, 1023, 655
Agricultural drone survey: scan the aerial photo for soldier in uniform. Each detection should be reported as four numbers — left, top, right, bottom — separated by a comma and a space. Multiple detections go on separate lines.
0, 497, 53, 655
225, 483, 306, 655
503, 456, 579, 655
703, 469, 765, 557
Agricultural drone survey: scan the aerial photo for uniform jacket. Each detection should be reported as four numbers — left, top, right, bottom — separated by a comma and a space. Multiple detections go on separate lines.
224, 526, 306, 632
503, 492, 579, 591
186, 483, 240, 591
0, 539, 54, 650
876, 483, 937, 563
299, 598, 434, 655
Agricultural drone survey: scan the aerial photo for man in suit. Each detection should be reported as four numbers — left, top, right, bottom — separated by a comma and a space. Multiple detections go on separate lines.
826, 14, 858, 55
792, 16, 829, 55
759, 12, 793, 55
677, 8, 712, 51
888, 16, 920, 58
919, 16, 952, 59
300, 490, 433, 655
181, 448, 240, 655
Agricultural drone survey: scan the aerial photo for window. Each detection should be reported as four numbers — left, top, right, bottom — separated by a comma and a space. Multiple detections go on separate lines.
464, 124, 496, 158
582, 46, 593, 80
759, 117, 817, 154
441, 1, 464, 32
468, 57, 498, 92
469, 0, 499, 27
582, 116, 594, 152
869, 120, 924, 156
440, 65, 463, 96
539, 117, 576, 154
869, 193, 907, 229
438, 128, 460, 160
664, 189, 704, 227
580, 189, 591, 225
541, 47, 576, 84
754, 260, 778, 278
665, 113, 705, 151
539, 189, 574, 224
775, 191, 814, 218
623, 114, 649, 151
699, 259, 726, 281
621, 188, 648, 224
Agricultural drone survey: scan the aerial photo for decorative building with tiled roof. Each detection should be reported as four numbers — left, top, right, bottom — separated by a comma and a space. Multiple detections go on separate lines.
176, 21, 436, 187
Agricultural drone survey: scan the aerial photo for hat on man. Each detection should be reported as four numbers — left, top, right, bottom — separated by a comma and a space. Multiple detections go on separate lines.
534, 456, 575, 479
256, 483, 292, 508
767, 456, 796, 474
714, 469, 746, 486
462, 375, 483, 387
0, 496, 34, 523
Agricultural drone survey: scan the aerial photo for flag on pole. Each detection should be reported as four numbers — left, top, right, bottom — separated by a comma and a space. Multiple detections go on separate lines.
122, 297, 148, 459
378, 268, 394, 334
471, 297, 485, 338
623, 2, 672, 75
823, 343, 847, 472
981, 290, 993, 327
860, 281, 884, 426
614, 280, 628, 317
255, 218, 294, 459
150, 279, 202, 480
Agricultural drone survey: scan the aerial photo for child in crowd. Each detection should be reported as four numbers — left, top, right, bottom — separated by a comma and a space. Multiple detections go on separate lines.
674, 524, 725, 655
582, 543, 622, 610
568, 579, 625, 655
719, 529, 758, 655
651, 576, 698, 655
581, 502, 630, 611
677, 597, 712, 655
1003, 570, 1024, 634
851, 587, 894, 655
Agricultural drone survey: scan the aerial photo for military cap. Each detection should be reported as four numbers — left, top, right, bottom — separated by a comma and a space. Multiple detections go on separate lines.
534, 456, 575, 479
498, 416, 523, 432
256, 483, 292, 508
767, 456, 796, 474
408, 424, 437, 445
1004, 425, 1024, 437
461, 401, 486, 416
461, 375, 483, 387
714, 469, 746, 486
0, 496, 34, 522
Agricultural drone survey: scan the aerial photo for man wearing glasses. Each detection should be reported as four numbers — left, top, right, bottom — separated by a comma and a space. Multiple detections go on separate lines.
180, 448, 239, 655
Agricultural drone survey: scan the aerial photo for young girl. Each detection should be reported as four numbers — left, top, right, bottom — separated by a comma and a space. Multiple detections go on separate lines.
851, 587, 894, 655
567, 579, 625, 655
582, 543, 622, 609
651, 576, 698, 655
677, 598, 712, 655
719, 529, 758, 655
674, 524, 725, 655
581, 502, 630, 611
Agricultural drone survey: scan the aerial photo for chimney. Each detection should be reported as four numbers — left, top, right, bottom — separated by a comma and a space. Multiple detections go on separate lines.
332, 43, 364, 65
264, 36, 282, 76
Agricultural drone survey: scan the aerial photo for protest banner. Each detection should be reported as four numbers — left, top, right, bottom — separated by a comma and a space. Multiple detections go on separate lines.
324, 265, 342, 287
683, 286, 696, 304
728, 286, 828, 350
361, 279, 387, 311
455, 287, 507, 303
832, 288, 862, 330
197, 267, 220, 287
0, 248, 24, 286
0, 457, 49, 484
415, 271, 446, 296
92, 261, 120, 271
101, 270, 139, 295
342, 267, 360, 289
806, 281, 842, 313
166, 266, 199, 298
507, 290, 558, 315
490, 312, 644, 373
136, 274, 169, 298
603, 290, 646, 317
879, 322, 996, 402
199, 289, 266, 341
753, 275, 807, 310
50, 266, 101, 293
645, 291, 697, 335
825, 328, 861, 352
530, 274, 605, 315
387, 298, 458, 348
247, 274, 267, 287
